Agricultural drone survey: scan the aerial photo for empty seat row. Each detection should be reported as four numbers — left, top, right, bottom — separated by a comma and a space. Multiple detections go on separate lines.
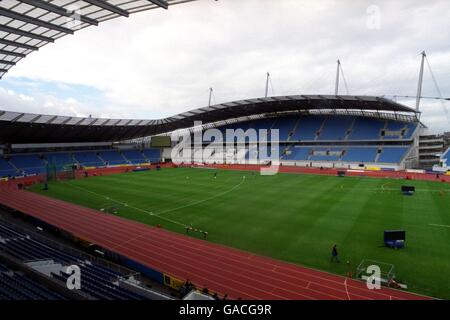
378, 147, 409, 163
0, 221, 148, 300
216, 116, 418, 142
0, 269, 64, 300
281, 146, 409, 164
1, 149, 162, 177
0, 223, 27, 239
52, 271, 144, 300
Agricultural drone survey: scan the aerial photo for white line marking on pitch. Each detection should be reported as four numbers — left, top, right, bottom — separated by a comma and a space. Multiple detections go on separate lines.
429, 224, 450, 228
62, 181, 187, 228
62, 175, 245, 226
381, 182, 391, 191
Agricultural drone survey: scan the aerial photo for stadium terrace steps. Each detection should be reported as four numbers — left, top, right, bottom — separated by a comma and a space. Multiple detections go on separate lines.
0, 189, 431, 300
122, 150, 147, 164
99, 151, 127, 166
318, 116, 354, 141
348, 117, 386, 140
442, 147, 450, 159
377, 147, 410, 164
284, 118, 300, 141
290, 116, 323, 141
73, 152, 104, 167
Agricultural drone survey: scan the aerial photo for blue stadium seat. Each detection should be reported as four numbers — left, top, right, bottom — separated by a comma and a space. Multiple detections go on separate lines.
99, 151, 127, 165
122, 150, 147, 164
0, 221, 147, 300
0, 264, 9, 273
283, 147, 311, 161
9, 154, 45, 175
0, 157, 18, 177
73, 152, 104, 167
318, 116, 354, 141
143, 149, 161, 162
342, 148, 378, 163
272, 117, 298, 141
45, 153, 74, 168
349, 118, 385, 140
0, 224, 27, 239
378, 147, 409, 163
0, 264, 63, 300
309, 148, 343, 161
250, 118, 276, 142
402, 122, 418, 140
291, 116, 324, 141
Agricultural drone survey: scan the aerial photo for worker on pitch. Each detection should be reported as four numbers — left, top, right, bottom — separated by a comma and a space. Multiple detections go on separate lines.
331, 244, 340, 263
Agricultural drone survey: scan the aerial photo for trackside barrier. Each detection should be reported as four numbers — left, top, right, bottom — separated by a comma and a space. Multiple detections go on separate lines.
121, 258, 164, 284
189, 163, 450, 182
163, 274, 185, 291
0, 163, 176, 189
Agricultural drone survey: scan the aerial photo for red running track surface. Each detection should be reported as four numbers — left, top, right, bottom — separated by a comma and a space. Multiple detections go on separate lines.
0, 189, 432, 300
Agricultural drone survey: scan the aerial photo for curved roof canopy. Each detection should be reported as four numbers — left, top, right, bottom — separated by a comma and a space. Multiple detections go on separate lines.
0, 0, 197, 78
0, 95, 418, 144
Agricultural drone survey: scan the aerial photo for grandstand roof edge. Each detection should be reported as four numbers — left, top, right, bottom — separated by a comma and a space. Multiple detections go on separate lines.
0, 95, 418, 143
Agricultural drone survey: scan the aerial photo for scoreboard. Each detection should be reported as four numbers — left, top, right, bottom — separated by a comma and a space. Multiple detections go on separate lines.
151, 136, 171, 148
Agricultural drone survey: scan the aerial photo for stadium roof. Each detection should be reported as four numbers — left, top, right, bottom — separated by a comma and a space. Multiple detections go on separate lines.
0, 0, 197, 79
0, 95, 418, 144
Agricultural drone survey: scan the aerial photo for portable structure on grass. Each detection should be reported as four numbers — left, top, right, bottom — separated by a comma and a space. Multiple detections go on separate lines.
356, 259, 396, 286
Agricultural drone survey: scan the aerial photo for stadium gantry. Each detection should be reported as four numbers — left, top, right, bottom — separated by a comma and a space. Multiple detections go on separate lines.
0, 0, 198, 79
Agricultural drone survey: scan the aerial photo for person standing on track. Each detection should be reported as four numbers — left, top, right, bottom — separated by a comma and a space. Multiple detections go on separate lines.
331, 244, 340, 263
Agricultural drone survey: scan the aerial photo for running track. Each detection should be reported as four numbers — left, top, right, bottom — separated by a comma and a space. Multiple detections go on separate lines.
0, 189, 432, 300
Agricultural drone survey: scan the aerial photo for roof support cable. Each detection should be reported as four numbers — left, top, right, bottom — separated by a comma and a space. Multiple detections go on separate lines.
425, 55, 450, 125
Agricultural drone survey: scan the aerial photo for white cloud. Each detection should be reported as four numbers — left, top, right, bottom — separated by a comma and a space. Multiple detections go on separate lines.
0, 0, 449, 131
18, 94, 34, 102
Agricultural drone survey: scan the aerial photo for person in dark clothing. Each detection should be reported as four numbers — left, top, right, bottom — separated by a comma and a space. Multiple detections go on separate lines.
331, 244, 340, 263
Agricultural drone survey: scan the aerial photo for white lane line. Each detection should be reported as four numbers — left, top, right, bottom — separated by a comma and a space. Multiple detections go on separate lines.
344, 278, 352, 300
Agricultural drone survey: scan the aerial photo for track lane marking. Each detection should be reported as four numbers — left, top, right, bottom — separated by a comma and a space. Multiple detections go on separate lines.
0, 191, 428, 302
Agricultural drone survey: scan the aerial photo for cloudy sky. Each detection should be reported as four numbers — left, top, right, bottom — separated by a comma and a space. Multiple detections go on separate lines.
1, 0, 449, 132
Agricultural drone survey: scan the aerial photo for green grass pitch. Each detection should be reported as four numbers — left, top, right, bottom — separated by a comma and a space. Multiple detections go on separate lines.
30, 167, 450, 299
